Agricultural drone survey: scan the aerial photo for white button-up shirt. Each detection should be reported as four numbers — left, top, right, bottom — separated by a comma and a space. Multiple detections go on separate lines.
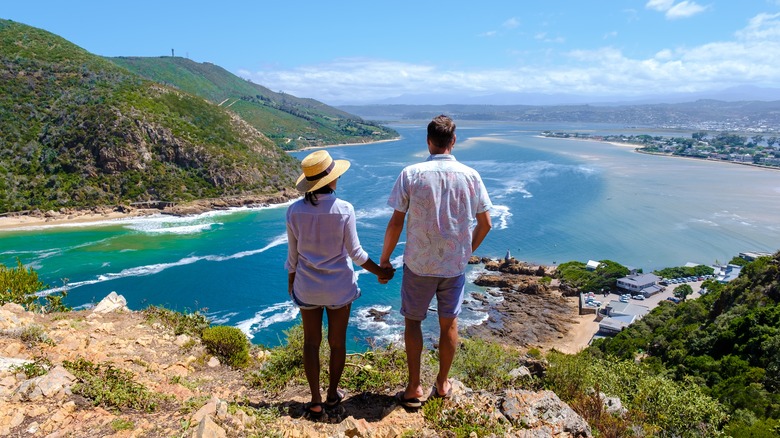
285, 194, 369, 306
388, 154, 492, 277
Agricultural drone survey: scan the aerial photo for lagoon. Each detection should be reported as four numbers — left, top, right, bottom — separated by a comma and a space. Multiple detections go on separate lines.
2, 122, 779, 348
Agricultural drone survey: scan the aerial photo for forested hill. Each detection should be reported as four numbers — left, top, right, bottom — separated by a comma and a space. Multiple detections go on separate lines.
594, 252, 780, 435
0, 19, 300, 213
109, 56, 398, 150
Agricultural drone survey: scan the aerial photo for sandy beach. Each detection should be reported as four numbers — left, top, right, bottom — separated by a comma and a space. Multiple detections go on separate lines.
0, 209, 153, 231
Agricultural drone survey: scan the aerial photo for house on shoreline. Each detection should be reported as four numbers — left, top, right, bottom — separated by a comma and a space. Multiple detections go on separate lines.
616, 273, 662, 297
598, 300, 651, 335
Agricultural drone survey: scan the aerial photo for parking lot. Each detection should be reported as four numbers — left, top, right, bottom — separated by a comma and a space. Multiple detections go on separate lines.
597, 279, 706, 309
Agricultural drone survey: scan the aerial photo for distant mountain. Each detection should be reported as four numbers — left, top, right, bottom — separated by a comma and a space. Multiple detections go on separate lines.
339, 100, 780, 132
358, 85, 780, 107
109, 57, 398, 150
0, 19, 300, 213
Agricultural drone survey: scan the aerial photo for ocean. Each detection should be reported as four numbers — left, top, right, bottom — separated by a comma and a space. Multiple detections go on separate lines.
3, 122, 780, 349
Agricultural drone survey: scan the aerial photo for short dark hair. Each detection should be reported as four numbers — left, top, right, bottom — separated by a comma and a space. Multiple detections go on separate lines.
427, 115, 456, 149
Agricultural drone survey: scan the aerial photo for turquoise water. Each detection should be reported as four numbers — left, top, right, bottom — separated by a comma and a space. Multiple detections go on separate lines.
3, 122, 780, 348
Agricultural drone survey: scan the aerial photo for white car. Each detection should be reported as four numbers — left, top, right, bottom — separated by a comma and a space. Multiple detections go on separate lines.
632, 295, 645, 300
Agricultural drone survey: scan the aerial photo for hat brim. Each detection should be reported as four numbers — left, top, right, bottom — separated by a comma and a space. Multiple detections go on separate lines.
296, 159, 350, 193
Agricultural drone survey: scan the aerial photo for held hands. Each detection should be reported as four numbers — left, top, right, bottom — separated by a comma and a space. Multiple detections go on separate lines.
377, 261, 395, 284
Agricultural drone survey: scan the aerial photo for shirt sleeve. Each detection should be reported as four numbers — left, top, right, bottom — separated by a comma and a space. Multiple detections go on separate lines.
387, 170, 410, 213
343, 204, 370, 266
474, 174, 492, 214
284, 211, 298, 273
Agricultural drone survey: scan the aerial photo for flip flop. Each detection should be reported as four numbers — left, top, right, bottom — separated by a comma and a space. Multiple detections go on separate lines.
325, 388, 346, 407
431, 379, 453, 399
304, 402, 325, 420
395, 391, 422, 409
430, 384, 452, 399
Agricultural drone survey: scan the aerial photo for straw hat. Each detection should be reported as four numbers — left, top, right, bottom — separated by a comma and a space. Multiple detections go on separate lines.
295, 150, 351, 193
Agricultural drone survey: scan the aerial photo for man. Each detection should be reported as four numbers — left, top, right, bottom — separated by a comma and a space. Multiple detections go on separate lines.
380, 115, 492, 408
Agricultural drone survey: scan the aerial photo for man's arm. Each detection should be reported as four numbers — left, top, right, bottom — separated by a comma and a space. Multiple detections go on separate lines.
380, 210, 406, 268
471, 211, 492, 252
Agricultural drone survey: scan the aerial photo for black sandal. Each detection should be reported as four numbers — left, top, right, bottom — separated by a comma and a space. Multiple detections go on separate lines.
325, 389, 346, 407
304, 402, 325, 420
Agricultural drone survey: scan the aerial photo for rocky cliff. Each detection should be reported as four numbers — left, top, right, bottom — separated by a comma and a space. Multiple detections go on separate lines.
0, 293, 592, 437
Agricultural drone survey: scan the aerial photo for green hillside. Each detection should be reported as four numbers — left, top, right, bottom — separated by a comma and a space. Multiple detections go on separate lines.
592, 252, 780, 436
0, 19, 300, 213
109, 56, 398, 150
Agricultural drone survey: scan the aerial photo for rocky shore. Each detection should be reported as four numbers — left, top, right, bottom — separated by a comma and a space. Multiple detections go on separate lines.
0, 294, 593, 437
465, 257, 581, 350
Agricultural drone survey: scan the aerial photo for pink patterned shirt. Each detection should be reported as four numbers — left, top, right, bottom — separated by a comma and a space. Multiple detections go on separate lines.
388, 154, 492, 277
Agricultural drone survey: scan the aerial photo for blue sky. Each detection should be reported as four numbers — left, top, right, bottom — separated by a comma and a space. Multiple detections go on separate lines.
5, 1, 780, 104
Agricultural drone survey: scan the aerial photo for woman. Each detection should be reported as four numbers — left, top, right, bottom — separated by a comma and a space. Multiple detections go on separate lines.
285, 150, 394, 419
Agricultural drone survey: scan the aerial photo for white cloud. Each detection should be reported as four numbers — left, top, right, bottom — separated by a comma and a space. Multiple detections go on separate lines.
503, 17, 520, 29
646, 0, 675, 11
645, 0, 707, 19
603, 31, 618, 40
666, 1, 708, 19
736, 12, 780, 40
239, 12, 780, 104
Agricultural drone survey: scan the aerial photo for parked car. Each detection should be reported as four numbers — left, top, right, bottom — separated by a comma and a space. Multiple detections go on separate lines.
632, 295, 645, 300
666, 296, 681, 303
620, 296, 630, 303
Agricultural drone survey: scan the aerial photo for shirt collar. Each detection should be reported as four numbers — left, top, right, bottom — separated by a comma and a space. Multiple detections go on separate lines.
426, 154, 457, 161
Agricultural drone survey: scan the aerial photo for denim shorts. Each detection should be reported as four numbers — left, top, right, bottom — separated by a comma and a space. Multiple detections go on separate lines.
400, 265, 465, 321
289, 289, 358, 311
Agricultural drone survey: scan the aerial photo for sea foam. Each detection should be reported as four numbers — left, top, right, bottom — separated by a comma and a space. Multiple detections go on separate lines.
235, 301, 299, 339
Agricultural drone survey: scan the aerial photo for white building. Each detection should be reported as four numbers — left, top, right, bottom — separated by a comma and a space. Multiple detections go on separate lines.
616, 273, 662, 297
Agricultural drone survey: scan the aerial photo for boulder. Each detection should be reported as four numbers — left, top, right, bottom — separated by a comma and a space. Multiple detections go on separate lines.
91, 292, 129, 314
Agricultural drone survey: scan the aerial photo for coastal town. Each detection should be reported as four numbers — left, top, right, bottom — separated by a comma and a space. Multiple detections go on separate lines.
541, 130, 780, 168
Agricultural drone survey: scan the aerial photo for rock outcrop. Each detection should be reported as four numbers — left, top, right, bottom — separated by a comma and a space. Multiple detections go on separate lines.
467, 258, 579, 347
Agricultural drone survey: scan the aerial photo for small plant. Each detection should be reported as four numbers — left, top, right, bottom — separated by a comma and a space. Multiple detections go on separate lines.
230, 403, 281, 430
142, 305, 210, 337
19, 324, 54, 347
526, 347, 542, 359
422, 396, 506, 437
340, 346, 408, 393
451, 337, 522, 392
0, 259, 69, 312
180, 395, 211, 415
201, 325, 250, 368
10, 357, 51, 378
110, 418, 134, 431
248, 324, 305, 392
63, 357, 167, 412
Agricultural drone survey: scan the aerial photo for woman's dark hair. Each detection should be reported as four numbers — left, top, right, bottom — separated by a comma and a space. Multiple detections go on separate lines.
304, 185, 334, 205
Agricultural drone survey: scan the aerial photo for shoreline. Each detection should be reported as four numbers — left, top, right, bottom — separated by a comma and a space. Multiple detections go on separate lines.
0, 190, 299, 231
294, 136, 401, 152
538, 134, 780, 172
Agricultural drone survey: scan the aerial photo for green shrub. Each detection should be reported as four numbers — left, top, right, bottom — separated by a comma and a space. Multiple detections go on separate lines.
63, 357, 167, 412
248, 324, 305, 392
451, 337, 523, 392
10, 357, 51, 378
0, 260, 70, 312
142, 305, 210, 337
544, 351, 727, 437
110, 418, 134, 431
340, 346, 408, 393
202, 326, 250, 368
422, 396, 506, 437
19, 324, 54, 347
